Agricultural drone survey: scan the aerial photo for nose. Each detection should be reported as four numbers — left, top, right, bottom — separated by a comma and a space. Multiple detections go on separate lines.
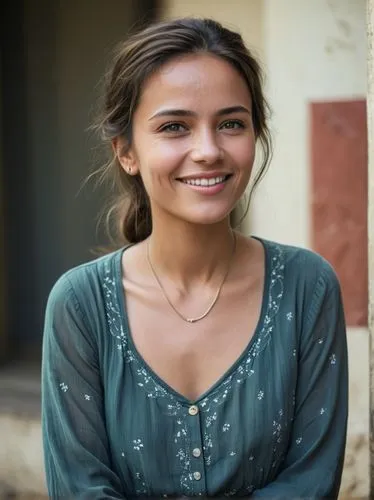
190, 129, 223, 164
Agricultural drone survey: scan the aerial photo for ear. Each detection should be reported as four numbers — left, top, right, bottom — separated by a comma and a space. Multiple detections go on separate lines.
112, 137, 139, 175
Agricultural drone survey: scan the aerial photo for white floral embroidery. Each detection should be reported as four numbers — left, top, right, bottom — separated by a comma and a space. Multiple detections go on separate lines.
133, 439, 144, 451
296, 437, 302, 445
84, 394, 91, 401
330, 354, 337, 365
318, 338, 324, 344
134, 471, 147, 495
59, 382, 68, 392
222, 423, 231, 432
320, 408, 326, 415
229, 451, 236, 456
103, 243, 286, 496
249, 455, 254, 461
286, 312, 293, 321
206, 412, 218, 427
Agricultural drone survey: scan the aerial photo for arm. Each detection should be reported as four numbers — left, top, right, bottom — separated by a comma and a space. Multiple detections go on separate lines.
41, 274, 125, 499
252, 266, 348, 499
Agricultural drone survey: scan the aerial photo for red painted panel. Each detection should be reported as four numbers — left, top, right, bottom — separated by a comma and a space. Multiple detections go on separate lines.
310, 99, 368, 327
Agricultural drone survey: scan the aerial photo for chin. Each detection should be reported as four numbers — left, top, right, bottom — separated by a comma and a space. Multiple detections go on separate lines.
183, 209, 233, 226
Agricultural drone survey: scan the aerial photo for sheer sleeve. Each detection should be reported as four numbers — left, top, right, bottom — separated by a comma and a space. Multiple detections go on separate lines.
252, 266, 348, 499
41, 273, 125, 499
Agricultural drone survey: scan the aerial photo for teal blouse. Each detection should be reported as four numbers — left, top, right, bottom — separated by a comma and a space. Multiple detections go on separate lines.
41, 238, 348, 499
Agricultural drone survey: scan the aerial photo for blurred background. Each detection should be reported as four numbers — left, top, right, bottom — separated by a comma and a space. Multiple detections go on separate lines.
0, 0, 368, 498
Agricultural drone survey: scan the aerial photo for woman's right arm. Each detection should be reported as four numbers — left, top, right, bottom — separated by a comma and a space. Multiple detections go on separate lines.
42, 274, 125, 499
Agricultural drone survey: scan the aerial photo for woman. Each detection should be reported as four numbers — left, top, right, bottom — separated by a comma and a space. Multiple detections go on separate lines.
42, 17, 348, 499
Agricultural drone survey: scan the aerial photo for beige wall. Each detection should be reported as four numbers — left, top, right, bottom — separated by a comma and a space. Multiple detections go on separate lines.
367, 0, 374, 494
162, 0, 263, 56
253, 0, 366, 248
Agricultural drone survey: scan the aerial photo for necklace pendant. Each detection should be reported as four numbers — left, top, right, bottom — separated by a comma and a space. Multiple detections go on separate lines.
147, 232, 237, 325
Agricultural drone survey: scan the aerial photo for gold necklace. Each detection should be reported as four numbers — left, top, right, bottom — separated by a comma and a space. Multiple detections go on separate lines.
147, 232, 237, 323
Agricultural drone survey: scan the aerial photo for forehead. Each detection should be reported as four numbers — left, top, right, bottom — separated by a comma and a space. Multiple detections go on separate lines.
137, 53, 252, 115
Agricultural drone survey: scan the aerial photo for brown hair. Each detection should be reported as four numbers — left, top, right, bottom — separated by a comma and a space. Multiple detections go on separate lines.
93, 17, 272, 246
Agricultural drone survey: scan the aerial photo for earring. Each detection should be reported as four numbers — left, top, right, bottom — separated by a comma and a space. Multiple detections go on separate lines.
127, 166, 132, 174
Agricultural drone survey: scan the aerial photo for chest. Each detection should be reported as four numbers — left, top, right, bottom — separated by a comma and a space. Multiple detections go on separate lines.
104, 321, 298, 497
124, 278, 263, 401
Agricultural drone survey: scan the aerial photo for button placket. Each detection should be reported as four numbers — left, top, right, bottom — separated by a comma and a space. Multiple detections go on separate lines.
186, 403, 205, 494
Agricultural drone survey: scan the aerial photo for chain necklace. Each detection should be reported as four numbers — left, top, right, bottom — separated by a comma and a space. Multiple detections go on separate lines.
146, 232, 237, 323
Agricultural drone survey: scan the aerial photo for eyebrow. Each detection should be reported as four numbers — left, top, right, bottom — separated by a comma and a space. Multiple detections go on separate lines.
149, 105, 251, 121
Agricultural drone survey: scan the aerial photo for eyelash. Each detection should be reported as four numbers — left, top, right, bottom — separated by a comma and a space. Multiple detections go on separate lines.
159, 122, 187, 133
220, 120, 245, 130
159, 119, 245, 133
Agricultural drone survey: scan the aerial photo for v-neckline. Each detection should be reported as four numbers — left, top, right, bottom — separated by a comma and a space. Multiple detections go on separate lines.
114, 236, 271, 405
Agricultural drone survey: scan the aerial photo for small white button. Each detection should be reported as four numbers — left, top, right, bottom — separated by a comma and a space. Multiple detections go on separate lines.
193, 471, 201, 481
192, 447, 201, 458
188, 405, 199, 416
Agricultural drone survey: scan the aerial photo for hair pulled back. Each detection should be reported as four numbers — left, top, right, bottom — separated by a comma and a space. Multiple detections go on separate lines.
94, 17, 272, 246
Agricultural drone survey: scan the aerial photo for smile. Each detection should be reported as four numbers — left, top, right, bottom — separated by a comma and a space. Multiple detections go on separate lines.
179, 175, 230, 186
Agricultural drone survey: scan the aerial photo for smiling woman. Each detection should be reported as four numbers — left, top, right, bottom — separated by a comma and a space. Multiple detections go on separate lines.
112, 53, 256, 230
41, 17, 348, 499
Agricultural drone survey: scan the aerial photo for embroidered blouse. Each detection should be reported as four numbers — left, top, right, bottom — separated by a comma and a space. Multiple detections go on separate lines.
41, 237, 348, 499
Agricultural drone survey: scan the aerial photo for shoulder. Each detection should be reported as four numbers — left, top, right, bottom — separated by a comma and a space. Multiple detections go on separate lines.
46, 248, 123, 315
257, 238, 346, 342
258, 237, 341, 293
255, 237, 343, 327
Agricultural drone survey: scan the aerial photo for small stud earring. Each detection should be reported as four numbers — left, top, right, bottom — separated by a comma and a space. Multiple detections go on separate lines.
127, 166, 132, 174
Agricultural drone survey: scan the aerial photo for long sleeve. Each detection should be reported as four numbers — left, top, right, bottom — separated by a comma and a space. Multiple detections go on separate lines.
41, 273, 125, 499
252, 265, 348, 499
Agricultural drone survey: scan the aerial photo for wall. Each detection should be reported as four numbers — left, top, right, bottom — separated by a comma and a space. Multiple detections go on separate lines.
163, 0, 263, 56
252, 0, 366, 246
1, 0, 147, 352
367, 0, 374, 493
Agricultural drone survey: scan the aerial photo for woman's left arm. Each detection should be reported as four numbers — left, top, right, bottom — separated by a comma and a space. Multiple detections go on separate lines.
252, 265, 349, 499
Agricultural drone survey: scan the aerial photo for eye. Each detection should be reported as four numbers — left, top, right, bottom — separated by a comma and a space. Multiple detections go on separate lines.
159, 122, 187, 133
219, 120, 245, 130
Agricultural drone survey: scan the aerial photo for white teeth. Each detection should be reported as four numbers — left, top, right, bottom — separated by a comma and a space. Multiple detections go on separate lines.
182, 176, 226, 186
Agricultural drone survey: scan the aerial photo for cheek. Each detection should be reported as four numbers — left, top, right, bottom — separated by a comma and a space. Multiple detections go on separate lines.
229, 137, 256, 172
138, 138, 188, 181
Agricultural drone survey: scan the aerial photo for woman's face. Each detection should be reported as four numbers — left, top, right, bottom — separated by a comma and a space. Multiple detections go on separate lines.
116, 53, 256, 227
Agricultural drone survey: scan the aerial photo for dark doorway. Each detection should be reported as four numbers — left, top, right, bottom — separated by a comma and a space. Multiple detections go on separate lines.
0, 0, 158, 364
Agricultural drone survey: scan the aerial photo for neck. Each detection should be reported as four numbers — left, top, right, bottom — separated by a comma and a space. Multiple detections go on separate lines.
147, 217, 235, 288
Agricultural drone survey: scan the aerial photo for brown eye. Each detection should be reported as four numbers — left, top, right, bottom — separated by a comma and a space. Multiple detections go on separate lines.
160, 122, 187, 133
220, 120, 245, 130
